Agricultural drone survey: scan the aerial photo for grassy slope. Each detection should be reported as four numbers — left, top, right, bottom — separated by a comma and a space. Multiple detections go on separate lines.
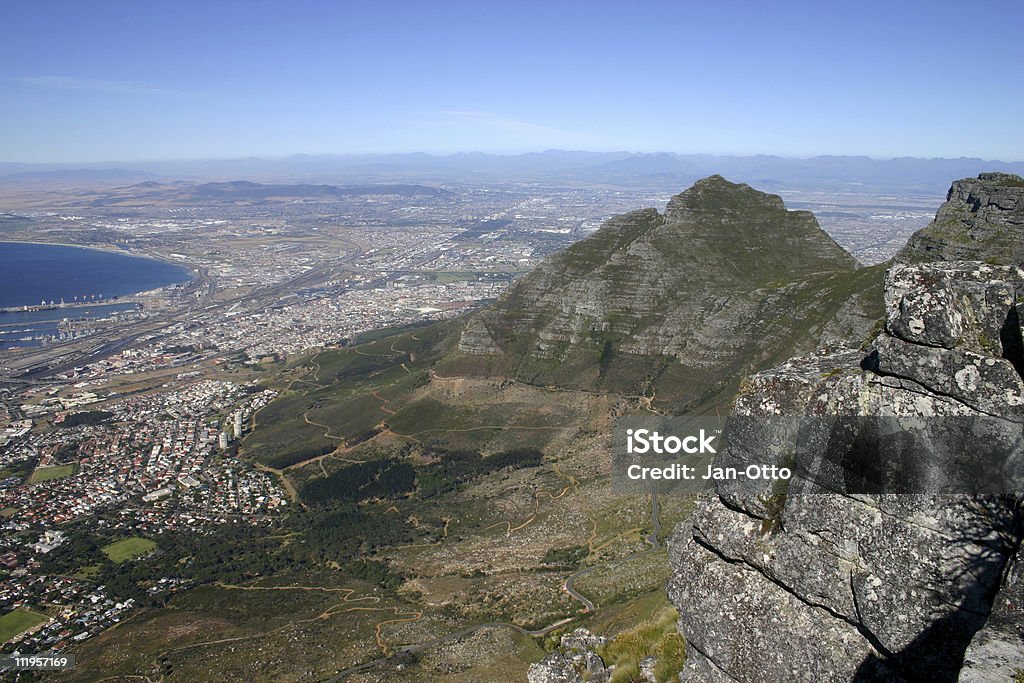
28, 463, 77, 483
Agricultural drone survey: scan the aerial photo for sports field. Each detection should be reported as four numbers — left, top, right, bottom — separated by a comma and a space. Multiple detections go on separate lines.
0, 608, 49, 641
102, 537, 157, 563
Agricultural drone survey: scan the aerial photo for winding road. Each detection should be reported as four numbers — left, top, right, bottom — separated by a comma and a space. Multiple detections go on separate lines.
563, 482, 660, 614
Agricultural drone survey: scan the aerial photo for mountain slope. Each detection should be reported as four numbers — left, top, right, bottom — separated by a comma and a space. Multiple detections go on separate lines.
448, 175, 883, 411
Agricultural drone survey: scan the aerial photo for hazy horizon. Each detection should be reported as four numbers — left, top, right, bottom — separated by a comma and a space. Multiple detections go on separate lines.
4, 149, 1024, 169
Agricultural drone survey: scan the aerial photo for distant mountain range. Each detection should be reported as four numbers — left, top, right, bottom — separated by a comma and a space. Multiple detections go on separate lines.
2, 151, 1024, 193
13, 179, 453, 207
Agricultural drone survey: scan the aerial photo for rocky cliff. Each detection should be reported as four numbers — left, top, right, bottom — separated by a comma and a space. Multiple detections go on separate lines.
449, 176, 884, 411
899, 172, 1024, 266
668, 174, 1024, 682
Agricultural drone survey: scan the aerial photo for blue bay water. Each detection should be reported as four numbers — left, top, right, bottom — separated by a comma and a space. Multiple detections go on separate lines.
0, 242, 192, 308
0, 242, 192, 350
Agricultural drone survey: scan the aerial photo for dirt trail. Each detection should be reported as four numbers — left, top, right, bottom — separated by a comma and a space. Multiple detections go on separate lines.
482, 459, 578, 535
253, 462, 300, 507
147, 583, 429, 675
303, 411, 345, 440
374, 610, 424, 654
371, 390, 397, 415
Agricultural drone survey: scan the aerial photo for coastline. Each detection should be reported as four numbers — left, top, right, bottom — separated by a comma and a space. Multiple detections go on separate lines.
0, 240, 197, 310
0, 238, 194, 270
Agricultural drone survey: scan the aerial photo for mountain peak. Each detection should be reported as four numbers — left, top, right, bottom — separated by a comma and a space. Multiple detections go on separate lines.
451, 176, 874, 410
665, 175, 785, 221
694, 173, 731, 185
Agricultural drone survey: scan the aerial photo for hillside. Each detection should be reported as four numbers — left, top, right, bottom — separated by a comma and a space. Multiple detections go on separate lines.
898, 171, 1024, 265
245, 176, 887, 470
447, 175, 883, 411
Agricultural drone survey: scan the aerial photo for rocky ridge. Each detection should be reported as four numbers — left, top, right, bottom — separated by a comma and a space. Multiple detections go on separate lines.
899, 172, 1024, 266
668, 174, 1024, 682
452, 175, 884, 411
527, 629, 611, 683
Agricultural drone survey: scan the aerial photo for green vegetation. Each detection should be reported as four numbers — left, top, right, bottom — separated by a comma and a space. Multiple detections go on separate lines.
415, 447, 544, 499
59, 409, 114, 428
0, 460, 36, 482
759, 492, 787, 535
348, 319, 436, 344
44, 524, 308, 599
162, 344, 200, 354
444, 180, 888, 413
243, 322, 459, 468
540, 545, 588, 569
102, 536, 157, 563
288, 504, 419, 563
63, 571, 427, 683
342, 558, 405, 590
301, 458, 416, 506
759, 457, 794, 535
28, 463, 77, 483
573, 551, 668, 607
0, 607, 49, 641
73, 564, 103, 579
52, 441, 81, 463
598, 338, 616, 378
598, 606, 686, 683
0, 507, 16, 517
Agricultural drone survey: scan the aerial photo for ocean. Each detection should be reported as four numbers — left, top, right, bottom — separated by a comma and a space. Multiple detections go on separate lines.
0, 242, 192, 350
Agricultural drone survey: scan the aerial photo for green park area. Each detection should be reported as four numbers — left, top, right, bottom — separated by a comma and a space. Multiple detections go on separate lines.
0, 608, 49, 641
102, 537, 157, 563
28, 464, 77, 483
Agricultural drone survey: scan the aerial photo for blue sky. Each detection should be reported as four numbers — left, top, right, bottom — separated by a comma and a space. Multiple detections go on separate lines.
2, 0, 1022, 162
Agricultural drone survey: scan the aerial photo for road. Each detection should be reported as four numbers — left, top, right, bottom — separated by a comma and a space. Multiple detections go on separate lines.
563, 482, 659, 613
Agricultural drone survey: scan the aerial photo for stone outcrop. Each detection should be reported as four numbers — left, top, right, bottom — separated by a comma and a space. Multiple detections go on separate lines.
959, 544, 1024, 681
527, 629, 609, 683
668, 173, 1024, 682
668, 258, 1024, 682
899, 173, 1024, 266
453, 176, 884, 411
